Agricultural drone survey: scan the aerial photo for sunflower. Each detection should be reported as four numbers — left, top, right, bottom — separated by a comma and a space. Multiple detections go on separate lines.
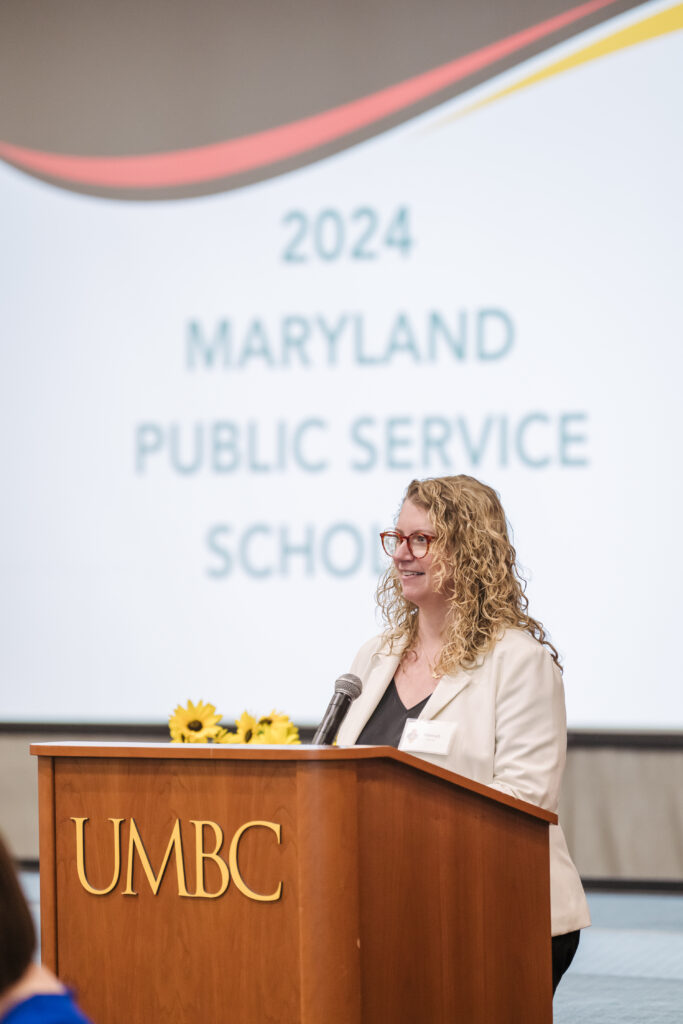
214, 726, 240, 743
256, 711, 300, 744
231, 712, 260, 745
216, 709, 301, 744
169, 699, 222, 743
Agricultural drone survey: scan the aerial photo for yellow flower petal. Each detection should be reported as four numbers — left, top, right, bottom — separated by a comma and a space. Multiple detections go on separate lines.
168, 698, 223, 743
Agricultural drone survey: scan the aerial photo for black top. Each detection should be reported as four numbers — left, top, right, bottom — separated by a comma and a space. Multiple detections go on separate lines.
356, 678, 430, 748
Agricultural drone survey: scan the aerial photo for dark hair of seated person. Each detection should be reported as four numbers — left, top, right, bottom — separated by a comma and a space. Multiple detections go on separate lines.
0, 834, 36, 996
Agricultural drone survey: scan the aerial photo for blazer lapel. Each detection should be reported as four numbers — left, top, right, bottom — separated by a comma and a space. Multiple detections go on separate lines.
419, 662, 479, 720
342, 647, 484, 740
341, 649, 400, 743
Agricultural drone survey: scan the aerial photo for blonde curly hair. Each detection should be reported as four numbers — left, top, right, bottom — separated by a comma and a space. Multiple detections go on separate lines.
377, 475, 561, 676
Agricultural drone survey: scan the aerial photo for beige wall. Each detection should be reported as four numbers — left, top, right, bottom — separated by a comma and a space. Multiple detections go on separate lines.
2, 730, 682, 880
560, 744, 683, 880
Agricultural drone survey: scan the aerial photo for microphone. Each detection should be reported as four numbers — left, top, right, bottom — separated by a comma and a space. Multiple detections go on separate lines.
312, 673, 363, 745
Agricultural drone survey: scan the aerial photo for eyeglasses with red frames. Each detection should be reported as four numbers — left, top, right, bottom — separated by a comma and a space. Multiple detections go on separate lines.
380, 530, 435, 559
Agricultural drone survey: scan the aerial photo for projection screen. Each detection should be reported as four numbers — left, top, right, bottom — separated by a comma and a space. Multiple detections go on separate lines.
0, 0, 681, 727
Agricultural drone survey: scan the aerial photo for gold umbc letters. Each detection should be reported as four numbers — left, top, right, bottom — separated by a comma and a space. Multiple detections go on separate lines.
71, 817, 282, 901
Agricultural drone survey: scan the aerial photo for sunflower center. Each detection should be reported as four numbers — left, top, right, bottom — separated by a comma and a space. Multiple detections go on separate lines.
187, 719, 203, 731
260, 717, 272, 726
245, 728, 253, 742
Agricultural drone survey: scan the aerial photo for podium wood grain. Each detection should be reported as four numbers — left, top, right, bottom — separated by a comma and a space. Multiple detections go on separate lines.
33, 744, 554, 1023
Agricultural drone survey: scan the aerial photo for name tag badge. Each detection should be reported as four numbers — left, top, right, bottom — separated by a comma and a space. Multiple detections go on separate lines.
399, 718, 456, 756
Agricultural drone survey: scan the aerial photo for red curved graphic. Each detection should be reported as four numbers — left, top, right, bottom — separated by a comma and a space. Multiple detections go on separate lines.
0, 0, 618, 190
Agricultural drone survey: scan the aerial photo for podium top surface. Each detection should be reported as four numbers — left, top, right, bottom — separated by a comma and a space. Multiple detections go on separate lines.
30, 741, 556, 824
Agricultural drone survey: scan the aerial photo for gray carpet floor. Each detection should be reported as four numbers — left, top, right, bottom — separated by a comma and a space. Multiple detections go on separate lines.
554, 893, 683, 1023
20, 872, 683, 1021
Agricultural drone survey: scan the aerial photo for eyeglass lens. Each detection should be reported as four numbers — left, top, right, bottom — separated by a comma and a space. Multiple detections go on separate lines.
381, 532, 429, 558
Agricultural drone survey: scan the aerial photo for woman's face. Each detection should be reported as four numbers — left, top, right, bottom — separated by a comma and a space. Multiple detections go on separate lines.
393, 499, 444, 608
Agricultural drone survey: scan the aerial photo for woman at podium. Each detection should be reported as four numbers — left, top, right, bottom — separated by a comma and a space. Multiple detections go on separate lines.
337, 474, 589, 992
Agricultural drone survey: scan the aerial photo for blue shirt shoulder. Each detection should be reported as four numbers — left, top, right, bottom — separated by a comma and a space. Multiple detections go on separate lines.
2, 993, 92, 1024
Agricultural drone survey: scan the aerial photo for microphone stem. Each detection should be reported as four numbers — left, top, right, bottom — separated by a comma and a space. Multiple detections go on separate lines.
312, 693, 351, 745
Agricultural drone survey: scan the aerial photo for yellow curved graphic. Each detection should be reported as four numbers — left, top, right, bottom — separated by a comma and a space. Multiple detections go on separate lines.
433, 3, 683, 126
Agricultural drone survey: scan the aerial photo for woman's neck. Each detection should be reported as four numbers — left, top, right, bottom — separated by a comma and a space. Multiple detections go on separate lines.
416, 603, 449, 660
0, 965, 65, 1019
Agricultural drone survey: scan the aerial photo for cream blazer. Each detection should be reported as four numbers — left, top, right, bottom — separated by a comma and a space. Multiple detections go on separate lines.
336, 628, 590, 936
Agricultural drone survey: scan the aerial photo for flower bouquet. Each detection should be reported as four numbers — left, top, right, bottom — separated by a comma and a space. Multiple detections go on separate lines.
169, 700, 300, 745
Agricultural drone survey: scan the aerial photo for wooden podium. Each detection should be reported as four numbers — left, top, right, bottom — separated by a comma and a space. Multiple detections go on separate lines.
31, 743, 555, 1023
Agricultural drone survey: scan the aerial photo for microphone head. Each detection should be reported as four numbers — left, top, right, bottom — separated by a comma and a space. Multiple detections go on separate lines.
334, 673, 362, 700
